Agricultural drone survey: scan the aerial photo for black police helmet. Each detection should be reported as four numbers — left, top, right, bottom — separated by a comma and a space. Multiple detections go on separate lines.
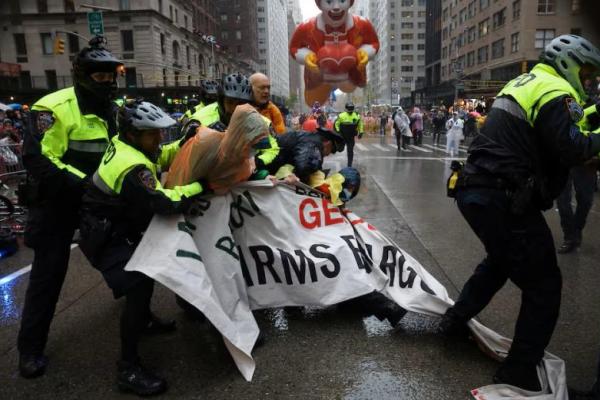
345, 102, 355, 112
73, 36, 123, 98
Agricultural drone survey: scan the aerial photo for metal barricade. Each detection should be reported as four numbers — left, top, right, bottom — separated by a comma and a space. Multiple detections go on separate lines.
0, 143, 25, 181
0, 143, 27, 234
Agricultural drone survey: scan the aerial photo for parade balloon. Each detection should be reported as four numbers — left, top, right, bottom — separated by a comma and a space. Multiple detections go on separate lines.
317, 43, 357, 76
289, 0, 380, 106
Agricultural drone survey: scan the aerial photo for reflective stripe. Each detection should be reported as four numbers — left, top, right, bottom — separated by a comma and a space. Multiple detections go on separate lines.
68, 141, 109, 153
492, 98, 527, 121
93, 170, 117, 196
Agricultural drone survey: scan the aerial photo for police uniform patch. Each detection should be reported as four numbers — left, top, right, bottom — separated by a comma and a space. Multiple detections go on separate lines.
565, 98, 584, 123
36, 112, 55, 134
138, 169, 157, 190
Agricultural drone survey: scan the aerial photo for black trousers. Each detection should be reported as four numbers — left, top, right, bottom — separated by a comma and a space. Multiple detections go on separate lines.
453, 187, 562, 365
18, 213, 76, 355
121, 277, 154, 362
342, 132, 356, 167
556, 165, 596, 242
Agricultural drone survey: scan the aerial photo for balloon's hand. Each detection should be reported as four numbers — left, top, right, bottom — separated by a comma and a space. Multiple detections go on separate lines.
357, 49, 369, 71
305, 52, 320, 74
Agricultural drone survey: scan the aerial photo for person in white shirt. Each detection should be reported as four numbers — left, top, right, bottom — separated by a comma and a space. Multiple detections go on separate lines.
445, 112, 464, 157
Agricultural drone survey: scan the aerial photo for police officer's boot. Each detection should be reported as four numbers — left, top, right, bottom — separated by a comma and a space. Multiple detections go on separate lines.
18, 353, 48, 378
376, 303, 407, 328
117, 359, 167, 396
557, 239, 579, 254
493, 360, 541, 392
437, 307, 470, 339
143, 312, 177, 335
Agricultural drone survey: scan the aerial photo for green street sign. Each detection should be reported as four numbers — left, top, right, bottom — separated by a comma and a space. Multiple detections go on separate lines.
87, 11, 104, 36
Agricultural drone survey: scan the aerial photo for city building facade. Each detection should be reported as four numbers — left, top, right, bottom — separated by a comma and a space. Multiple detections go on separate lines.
0, 0, 252, 104
257, 0, 290, 101
437, 0, 600, 103
215, 0, 260, 73
355, 0, 427, 107
287, 0, 302, 111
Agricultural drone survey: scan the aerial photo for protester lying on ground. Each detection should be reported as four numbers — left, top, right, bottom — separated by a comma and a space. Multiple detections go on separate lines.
165, 104, 270, 191
267, 126, 345, 184
79, 100, 207, 396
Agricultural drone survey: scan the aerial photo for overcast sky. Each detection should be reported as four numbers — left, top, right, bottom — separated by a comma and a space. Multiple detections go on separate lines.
299, 2, 321, 19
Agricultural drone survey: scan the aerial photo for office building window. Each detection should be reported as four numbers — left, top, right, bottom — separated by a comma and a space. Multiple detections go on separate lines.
14, 34, 27, 61
160, 33, 165, 54
40, 33, 53, 55
572, 0, 581, 12
538, 0, 555, 14
467, 51, 475, 67
493, 8, 506, 29
511, 32, 519, 52
513, 0, 521, 19
68, 32, 80, 54
535, 29, 555, 48
64, 0, 75, 12
121, 30, 134, 52
119, 0, 130, 10
468, 26, 476, 43
477, 45, 488, 64
478, 18, 489, 38
491, 38, 505, 59
37, 0, 48, 13
480, 0, 489, 10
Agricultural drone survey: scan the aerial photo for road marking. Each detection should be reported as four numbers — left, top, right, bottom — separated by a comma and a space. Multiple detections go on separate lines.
355, 143, 369, 151
423, 144, 442, 151
0, 244, 79, 286
386, 144, 401, 151
460, 145, 469, 151
409, 145, 433, 153
372, 144, 389, 151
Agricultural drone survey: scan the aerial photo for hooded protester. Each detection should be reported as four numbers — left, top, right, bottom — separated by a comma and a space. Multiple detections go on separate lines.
165, 104, 270, 190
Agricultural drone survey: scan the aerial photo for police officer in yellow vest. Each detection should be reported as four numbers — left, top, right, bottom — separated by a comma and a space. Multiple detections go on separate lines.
334, 102, 364, 167
79, 100, 205, 396
17, 37, 123, 378
179, 79, 220, 125
440, 35, 600, 391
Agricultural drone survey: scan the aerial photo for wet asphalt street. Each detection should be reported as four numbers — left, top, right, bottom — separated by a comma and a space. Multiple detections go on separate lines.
1, 134, 600, 399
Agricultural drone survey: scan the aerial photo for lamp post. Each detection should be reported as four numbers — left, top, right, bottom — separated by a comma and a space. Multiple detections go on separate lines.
205, 35, 216, 79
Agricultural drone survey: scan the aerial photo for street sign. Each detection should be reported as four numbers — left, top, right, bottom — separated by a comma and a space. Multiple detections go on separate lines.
87, 11, 104, 36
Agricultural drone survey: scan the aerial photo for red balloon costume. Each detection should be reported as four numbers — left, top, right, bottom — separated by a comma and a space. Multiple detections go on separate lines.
289, 0, 380, 106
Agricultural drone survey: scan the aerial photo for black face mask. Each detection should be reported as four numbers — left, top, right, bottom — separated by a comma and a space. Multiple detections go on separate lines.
80, 78, 117, 101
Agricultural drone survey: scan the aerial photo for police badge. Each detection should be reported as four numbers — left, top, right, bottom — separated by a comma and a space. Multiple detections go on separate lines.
565, 98, 584, 123
36, 111, 55, 134
138, 169, 157, 190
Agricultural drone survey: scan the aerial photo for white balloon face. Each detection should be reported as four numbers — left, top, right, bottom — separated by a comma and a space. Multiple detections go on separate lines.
318, 0, 352, 27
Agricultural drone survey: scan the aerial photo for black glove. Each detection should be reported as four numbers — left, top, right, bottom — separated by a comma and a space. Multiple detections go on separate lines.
179, 121, 200, 146
208, 121, 227, 132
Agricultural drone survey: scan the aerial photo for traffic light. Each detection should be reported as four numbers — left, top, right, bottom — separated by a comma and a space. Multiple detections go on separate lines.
53, 37, 65, 55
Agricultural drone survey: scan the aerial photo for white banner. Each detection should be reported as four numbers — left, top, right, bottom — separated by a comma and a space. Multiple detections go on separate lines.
126, 181, 567, 400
